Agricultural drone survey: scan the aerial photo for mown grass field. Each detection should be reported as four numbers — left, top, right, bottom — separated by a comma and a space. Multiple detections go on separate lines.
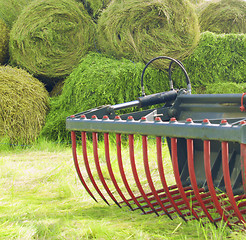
0, 139, 246, 239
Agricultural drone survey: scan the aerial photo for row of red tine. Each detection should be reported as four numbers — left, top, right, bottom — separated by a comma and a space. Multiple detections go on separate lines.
70, 114, 246, 228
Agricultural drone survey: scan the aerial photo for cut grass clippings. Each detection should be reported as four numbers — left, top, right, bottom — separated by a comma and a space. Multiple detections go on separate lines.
0, 139, 245, 239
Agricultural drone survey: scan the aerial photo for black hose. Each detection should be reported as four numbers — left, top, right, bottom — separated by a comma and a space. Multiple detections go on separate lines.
140, 56, 191, 96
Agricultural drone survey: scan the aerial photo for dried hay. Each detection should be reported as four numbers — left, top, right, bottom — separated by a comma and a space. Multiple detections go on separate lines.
0, 19, 9, 64
97, 0, 200, 69
9, 0, 96, 84
0, 0, 33, 28
199, 0, 246, 33
0, 66, 49, 144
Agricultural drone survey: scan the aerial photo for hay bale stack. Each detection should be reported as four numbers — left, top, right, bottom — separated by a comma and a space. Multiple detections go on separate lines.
80, 0, 111, 19
0, 66, 49, 144
199, 0, 246, 33
9, 0, 96, 85
0, 0, 33, 28
41, 52, 170, 141
0, 19, 9, 64
97, 0, 200, 69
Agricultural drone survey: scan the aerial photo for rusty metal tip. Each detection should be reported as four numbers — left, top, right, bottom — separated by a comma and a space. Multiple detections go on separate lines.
91, 115, 97, 119
155, 117, 162, 122
103, 115, 109, 119
240, 120, 246, 125
220, 119, 228, 124
186, 118, 193, 123
203, 119, 210, 124
127, 116, 134, 120
80, 114, 86, 119
70, 115, 75, 118
114, 115, 121, 120
141, 117, 147, 121
170, 117, 177, 122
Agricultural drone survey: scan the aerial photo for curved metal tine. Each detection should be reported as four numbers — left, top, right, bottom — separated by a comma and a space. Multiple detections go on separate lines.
204, 140, 232, 228
171, 138, 200, 221
187, 139, 217, 227
81, 131, 109, 205
92, 132, 121, 207
71, 131, 97, 202
104, 133, 133, 209
128, 134, 159, 216
222, 141, 246, 224
156, 136, 187, 222
116, 134, 145, 213
142, 135, 173, 219
241, 143, 246, 194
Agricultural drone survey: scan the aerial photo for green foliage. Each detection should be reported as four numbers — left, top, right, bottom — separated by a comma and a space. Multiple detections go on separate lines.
9, 0, 96, 84
205, 82, 246, 94
41, 52, 170, 141
0, 19, 9, 64
97, 0, 200, 69
0, 66, 49, 144
171, 32, 246, 92
0, 0, 33, 28
198, 0, 246, 34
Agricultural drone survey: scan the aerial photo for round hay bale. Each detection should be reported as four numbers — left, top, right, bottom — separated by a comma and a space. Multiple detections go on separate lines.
97, 0, 200, 69
0, 0, 33, 28
0, 19, 9, 64
199, 0, 246, 33
9, 0, 96, 84
80, 0, 111, 19
41, 52, 170, 141
0, 66, 49, 144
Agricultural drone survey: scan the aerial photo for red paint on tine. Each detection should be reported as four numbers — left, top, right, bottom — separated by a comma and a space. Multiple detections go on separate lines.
221, 141, 245, 223
81, 131, 109, 205
156, 136, 187, 221
203, 140, 232, 228
171, 138, 200, 221
241, 143, 246, 193
116, 133, 144, 212
104, 133, 132, 209
142, 135, 173, 219
92, 132, 121, 207
71, 131, 97, 202
187, 139, 217, 226
129, 134, 159, 216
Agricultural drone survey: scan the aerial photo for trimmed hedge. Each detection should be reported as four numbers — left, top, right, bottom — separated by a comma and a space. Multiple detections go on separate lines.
41, 52, 170, 141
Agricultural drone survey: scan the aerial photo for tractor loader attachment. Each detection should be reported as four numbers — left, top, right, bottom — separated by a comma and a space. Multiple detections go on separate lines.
66, 57, 246, 228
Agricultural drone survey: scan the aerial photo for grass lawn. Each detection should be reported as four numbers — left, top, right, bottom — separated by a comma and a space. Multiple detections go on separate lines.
0, 139, 246, 239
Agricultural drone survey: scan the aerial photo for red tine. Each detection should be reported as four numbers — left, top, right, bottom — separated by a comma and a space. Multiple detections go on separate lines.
171, 137, 200, 221
187, 139, 217, 226
104, 133, 132, 209
156, 136, 187, 221
241, 143, 246, 193
221, 141, 245, 223
203, 140, 232, 228
81, 131, 109, 205
92, 132, 120, 207
116, 134, 144, 212
129, 134, 159, 216
142, 135, 173, 219
71, 131, 97, 202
